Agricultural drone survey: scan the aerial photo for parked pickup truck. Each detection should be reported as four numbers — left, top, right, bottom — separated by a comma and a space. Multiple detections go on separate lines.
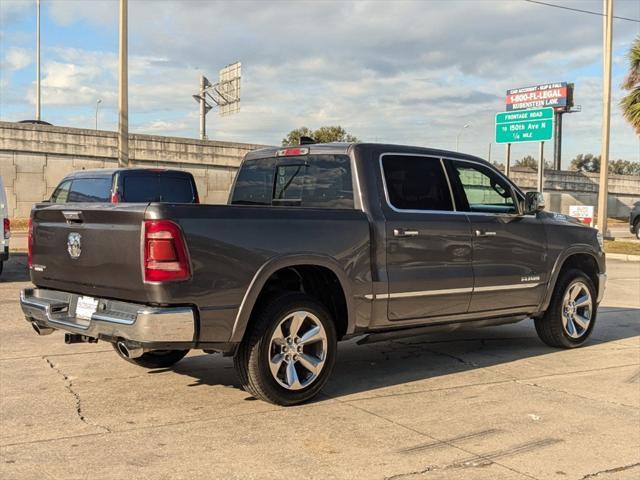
21, 143, 606, 405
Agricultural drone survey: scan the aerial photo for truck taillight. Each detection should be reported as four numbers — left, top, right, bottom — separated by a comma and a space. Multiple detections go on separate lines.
27, 218, 33, 268
110, 191, 119, 204
142, 220, 190, 282
3, 218, 9, 239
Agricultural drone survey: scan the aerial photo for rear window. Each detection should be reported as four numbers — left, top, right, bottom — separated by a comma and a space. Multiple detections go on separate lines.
68, 177, 112, 203
121, 174, 195, 203
231, 155, 353, 208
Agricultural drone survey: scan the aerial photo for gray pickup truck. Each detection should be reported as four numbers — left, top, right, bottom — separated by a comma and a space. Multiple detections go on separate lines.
21, 142, 606, 405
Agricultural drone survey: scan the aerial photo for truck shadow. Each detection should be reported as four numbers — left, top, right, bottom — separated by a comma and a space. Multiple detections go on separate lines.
0, 253, 29, 283
170, 306, 639, 402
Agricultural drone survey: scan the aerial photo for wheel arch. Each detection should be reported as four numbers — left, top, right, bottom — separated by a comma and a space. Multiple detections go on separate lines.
540, 246, 603, 312
230, 254, 354, 343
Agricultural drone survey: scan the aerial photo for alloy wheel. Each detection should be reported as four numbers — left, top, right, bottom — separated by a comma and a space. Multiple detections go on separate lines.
561, 281, 593, 339
267, 310, 328, 390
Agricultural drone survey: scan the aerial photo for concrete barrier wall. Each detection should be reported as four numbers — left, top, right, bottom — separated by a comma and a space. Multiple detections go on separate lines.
509, 168, 639, 219
0, 121, 266, 218
1, 121, 639, 219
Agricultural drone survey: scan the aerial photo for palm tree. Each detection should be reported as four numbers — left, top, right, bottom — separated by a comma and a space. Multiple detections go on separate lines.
621, 36, 640, 134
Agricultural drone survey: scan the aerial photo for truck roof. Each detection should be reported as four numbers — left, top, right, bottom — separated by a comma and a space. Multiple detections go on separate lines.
245, 142, 492, 167
60, 167, 192, 179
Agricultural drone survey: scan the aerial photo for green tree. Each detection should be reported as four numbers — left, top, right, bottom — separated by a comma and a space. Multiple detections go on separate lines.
609, 159, 640, 175
282, 125, 359, 146
513, 155, 551, 171
569, 153, 640, 176
570, 153, 601, 172
621, 35, 640, 134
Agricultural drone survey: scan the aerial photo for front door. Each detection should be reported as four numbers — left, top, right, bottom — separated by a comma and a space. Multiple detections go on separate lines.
381, 154, 474, 322
446, 159, 547, 313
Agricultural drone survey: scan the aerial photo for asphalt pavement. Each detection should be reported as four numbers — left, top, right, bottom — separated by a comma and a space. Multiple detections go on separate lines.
0, 255, 639, 480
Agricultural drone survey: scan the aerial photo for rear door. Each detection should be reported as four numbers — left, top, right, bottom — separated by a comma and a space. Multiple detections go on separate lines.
445, 159, 547, 313
381, 153, 473, 322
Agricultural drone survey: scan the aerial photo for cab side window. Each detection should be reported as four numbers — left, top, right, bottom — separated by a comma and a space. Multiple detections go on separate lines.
449, 161, 517, 214
50, 180, 71, 203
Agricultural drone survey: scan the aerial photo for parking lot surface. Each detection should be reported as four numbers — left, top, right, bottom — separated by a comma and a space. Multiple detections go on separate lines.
1, 254, 638, 480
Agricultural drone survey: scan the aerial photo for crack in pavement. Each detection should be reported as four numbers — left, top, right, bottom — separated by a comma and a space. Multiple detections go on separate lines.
516, 379, 640, 410
43, 356, 111, 434
579, 462, 640, 479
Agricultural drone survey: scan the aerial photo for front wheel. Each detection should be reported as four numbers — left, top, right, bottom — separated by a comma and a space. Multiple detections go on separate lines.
112, 343, 189, 368
234, 292, 337, 406
535, 269, 597, 348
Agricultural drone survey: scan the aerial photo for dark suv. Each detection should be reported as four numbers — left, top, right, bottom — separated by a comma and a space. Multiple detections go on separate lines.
49, 168, 199, 204
630, 201, 640, 240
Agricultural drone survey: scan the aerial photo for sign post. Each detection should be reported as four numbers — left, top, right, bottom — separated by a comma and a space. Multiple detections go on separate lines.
538, 141, 545, 193
505, 143, 511, 177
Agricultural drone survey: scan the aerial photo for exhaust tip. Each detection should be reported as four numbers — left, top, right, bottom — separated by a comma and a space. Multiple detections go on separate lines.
32, 322, 54, 336
116, 341, 144, 359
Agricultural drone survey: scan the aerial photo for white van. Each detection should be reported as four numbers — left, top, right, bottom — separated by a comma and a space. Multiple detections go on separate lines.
0, 176, 9, 275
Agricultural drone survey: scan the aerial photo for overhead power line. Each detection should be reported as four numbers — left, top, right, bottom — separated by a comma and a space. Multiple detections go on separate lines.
522, 0, 640, 23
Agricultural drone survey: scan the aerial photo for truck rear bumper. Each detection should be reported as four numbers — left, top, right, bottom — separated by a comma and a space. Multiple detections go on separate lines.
1, 246, 8, 261
20, 288, 195, 344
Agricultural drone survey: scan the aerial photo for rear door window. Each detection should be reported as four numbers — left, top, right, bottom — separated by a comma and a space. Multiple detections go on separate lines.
68, 177, 112, 202
121, 174, 195, 203
381, 155, 453, 211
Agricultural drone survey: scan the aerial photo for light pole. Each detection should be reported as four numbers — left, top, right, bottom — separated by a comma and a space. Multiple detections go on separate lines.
455, 123, 471, 152
95, 99, 102, 130
118, 0, 128, 167
36, 0, 41, 121
597, 0, 613, 236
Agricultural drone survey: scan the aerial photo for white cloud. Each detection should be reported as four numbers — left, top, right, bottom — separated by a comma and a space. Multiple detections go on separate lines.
4, 47, 32, 71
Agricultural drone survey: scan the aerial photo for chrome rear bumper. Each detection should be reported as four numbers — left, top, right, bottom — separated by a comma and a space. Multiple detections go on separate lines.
20, 288, 195, 343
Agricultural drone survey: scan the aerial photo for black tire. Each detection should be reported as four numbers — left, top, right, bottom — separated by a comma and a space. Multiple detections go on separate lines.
0, 260, 3, 276
635, 219, 640, 240
234, 292, 337, 406
112, 343, 189, 368
535, 268, 597, 348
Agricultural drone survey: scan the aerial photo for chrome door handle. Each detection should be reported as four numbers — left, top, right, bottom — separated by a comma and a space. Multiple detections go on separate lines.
474, 230, 497, 237
394, 228, 419, 237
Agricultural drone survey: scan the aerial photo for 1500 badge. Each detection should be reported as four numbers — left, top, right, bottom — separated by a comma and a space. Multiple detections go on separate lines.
521, 275, 541, 282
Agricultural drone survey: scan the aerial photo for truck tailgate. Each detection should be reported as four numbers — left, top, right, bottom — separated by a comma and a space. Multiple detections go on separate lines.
30, 203, 148, 302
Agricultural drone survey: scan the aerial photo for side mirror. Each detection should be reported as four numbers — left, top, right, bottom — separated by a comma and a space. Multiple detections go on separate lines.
524, 192, 545, 214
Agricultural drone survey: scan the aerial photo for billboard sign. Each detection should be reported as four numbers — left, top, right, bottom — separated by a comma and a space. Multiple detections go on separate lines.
506, 82, 569, 111
495, 107, 554, 144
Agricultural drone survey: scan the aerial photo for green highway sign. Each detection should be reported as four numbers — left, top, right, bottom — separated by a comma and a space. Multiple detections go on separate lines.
495, 107, 554, 144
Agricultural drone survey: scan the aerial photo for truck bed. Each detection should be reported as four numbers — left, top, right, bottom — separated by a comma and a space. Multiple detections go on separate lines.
30, 202, 371, 342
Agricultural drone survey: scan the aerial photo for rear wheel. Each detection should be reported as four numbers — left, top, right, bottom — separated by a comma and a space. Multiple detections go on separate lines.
234, 292, 337, 406
112, 343, 189, 368
535, 268, 597, 348
635, 219, 640, 240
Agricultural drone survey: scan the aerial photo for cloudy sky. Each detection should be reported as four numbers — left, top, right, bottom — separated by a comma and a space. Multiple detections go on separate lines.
1, 0, 639, 166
